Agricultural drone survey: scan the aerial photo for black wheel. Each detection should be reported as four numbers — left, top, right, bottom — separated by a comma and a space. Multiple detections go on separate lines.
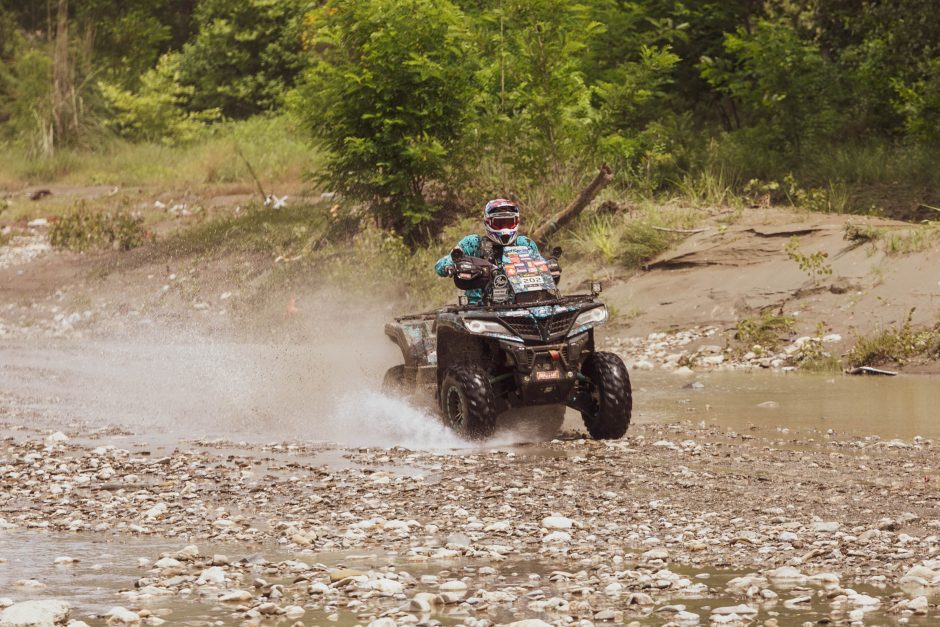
580, 351, 632, 439
440, 364, 497, 440
382, 365, 406, 395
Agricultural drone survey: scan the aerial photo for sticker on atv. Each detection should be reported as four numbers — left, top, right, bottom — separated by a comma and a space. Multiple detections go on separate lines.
501, 246, 556, 294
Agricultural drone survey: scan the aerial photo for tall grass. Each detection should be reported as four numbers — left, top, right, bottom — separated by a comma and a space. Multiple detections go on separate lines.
0, 115, 315, 187
563, 202, 705, 268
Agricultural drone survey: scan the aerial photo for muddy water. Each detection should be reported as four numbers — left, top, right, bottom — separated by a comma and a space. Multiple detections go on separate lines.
630, 371, 940, 440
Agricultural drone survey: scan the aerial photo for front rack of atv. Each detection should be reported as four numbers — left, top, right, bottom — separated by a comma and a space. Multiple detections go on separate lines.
394, 293, 598, 323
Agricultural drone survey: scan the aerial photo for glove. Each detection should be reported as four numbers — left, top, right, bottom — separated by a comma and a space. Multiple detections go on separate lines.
443, 265, 456, 277
455, 261, 480, 280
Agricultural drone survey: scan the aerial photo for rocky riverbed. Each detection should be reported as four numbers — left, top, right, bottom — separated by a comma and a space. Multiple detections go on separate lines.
1, 417, 938, 626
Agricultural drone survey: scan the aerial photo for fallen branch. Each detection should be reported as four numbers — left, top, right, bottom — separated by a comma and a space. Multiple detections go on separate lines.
235, 145, 267, 205
845, 366, 898, 376
530, 164, 613, 244
651, 226, 709, 234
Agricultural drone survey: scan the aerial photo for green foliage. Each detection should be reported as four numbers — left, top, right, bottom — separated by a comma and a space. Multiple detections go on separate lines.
100, 53, 220, 144
0, 115, 313, 186
50, 203, 148, 252
294, 0, 478, 230
565, 205, 702, 269
881, 223, 940, 256
177, 0, 313, 117
732, 311, 795, 355
0, 37, 54, 152
892, 58, 940, 146
700, 18, 841, 160
785, 236, 832, 285
593, 46, 683, 190
5, 0, 940, 227
475, 0, 599, 178
847, 310, 940, 367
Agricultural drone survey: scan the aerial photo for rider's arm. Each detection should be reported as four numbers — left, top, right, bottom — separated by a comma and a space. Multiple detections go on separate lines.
434, 235, 481, 277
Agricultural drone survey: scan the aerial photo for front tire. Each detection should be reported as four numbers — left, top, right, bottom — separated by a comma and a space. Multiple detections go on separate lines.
580, 352, 632, 439
440, 364, 497, 440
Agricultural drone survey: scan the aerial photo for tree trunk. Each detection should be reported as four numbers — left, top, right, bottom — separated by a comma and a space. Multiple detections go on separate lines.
50, 0, 70, 153
529, 164, 614, 245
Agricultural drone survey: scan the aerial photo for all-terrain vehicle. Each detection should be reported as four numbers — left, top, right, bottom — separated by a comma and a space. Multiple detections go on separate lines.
384, 243, 632, 440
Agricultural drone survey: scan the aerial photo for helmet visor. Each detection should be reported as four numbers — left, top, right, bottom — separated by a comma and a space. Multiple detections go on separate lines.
487, 214, 519, 230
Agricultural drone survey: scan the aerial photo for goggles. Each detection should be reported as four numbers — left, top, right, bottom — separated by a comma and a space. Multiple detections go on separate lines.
486, 213, 519, 230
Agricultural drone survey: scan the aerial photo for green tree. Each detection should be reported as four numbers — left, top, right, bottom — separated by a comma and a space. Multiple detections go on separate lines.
476, 0, 599, 178
700, 18, 842, 162
178, 0, 315, 117
294, 0, 478, 230
99, 53, 220, 144
592, 45, 681, 189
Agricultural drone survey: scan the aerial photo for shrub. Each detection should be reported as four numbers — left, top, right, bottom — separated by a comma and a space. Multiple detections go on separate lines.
847, 310, 940, 367
99, 53, 220, 145
294, 0, 478, 231
50, 203, 147, 252
732, 311, 795, 355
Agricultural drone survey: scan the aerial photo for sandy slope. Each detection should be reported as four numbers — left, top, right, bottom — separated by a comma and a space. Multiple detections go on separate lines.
1, 200, 938, 369
597, 208, 939, 369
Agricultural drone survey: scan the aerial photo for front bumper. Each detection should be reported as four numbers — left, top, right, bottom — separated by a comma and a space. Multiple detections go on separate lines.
499, 332, 590, 404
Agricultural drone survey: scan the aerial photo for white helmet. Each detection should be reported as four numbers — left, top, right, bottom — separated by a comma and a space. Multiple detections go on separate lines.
483, 198, 519, 245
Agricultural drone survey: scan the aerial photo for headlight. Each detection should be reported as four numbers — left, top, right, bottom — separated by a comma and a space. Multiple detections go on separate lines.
464, 318, 515, 336
572, 306, 607, 330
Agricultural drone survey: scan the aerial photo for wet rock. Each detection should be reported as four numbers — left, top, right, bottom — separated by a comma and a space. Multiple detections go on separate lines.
440, 580, 468, 593
542, 516, 575, 530
0, 600, 70, 627
218, 590, 252, 603
766, 567, 807, 584
104, 607, 140, 625
329, 569, 365, 583
195, 566, 225, 585
543, 531, 571, 543
174, 546, 199, 561
712, 605, 757, 616
153, 557, 181, 569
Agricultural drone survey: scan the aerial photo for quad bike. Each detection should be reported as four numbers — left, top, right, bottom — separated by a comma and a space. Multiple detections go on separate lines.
383, 243, 632, 440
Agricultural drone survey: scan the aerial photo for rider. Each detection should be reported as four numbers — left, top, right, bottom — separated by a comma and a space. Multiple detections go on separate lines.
435, 198, 543, 304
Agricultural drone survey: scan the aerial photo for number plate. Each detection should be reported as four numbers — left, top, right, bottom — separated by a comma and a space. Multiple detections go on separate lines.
535, 370, 561, 381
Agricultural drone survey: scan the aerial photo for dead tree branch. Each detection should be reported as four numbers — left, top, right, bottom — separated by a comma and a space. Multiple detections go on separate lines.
529, 164, 613, 244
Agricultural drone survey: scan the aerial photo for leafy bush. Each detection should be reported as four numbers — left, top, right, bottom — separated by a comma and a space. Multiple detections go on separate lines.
50, 204, 148, 252
732, 311, 795, 355
176, 0, 313, 117
294, 0, 477, 231
847, 310, 940, 367
100, 53, 219, 144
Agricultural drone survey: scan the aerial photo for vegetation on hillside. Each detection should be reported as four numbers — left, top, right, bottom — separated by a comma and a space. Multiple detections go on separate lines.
2, 0, 940, 232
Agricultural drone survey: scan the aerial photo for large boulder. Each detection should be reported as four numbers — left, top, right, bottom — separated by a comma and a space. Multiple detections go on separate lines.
0, 600, 71, 627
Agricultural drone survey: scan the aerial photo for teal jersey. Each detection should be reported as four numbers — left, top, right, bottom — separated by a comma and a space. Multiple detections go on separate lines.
435, 235, 540, 303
